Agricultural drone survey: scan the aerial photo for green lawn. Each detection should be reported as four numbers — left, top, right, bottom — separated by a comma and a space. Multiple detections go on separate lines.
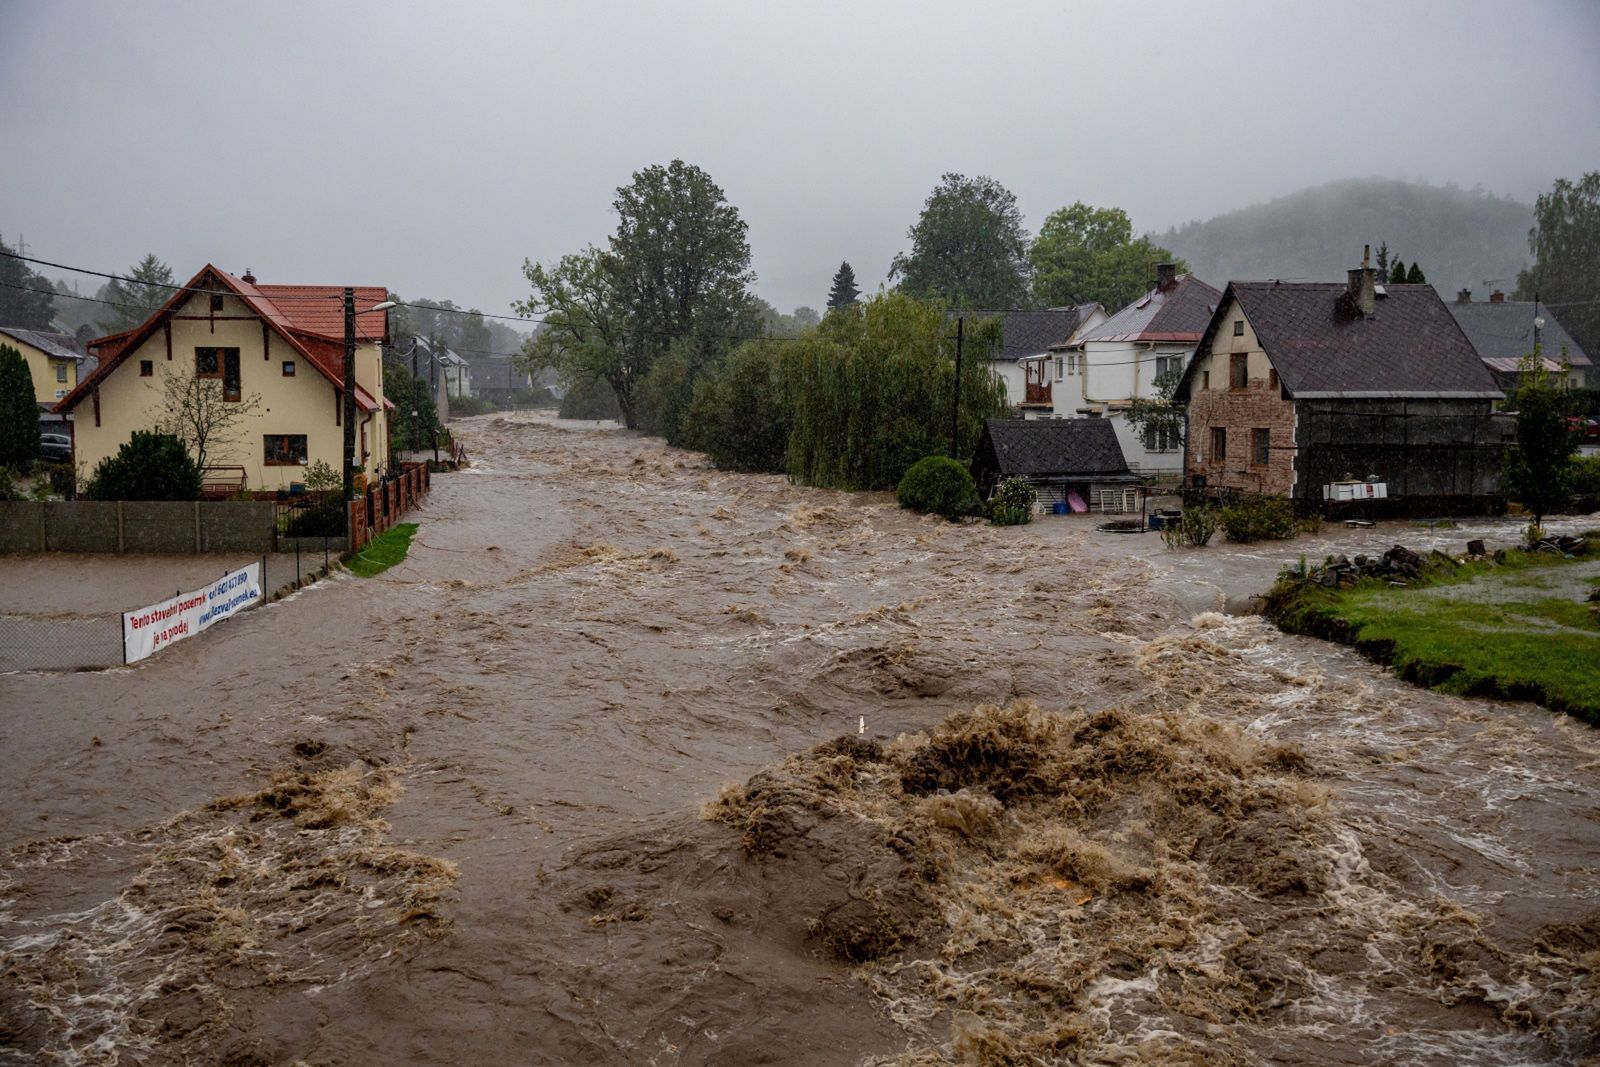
1268, 553, 1600, 723
346, 523, 419, 578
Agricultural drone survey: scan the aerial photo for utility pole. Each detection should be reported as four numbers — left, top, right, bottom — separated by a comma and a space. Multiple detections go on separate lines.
342, 287, 357, 517
950, 316, 964, 457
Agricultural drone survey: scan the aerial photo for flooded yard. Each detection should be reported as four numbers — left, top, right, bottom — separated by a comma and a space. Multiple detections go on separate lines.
1, 413, 1596, 1065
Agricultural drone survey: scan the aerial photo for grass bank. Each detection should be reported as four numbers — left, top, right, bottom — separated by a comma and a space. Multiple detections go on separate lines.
346, 523, 419, 578
1263, 549, 1600, 724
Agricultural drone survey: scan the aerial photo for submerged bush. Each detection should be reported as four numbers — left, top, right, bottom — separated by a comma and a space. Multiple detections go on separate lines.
1161, 505, 1219, 549
987, 476, 1036, 526
897, 455, 979, 520
1219, 495, 1296, 543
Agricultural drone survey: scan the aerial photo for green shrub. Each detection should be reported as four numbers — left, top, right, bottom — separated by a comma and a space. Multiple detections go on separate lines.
684, 343, 791, 473
1571, 455, 1600, 497
559, 375, 624, 421
447, 394, 496, 417
284, 494, 345, 537
0, 466, 24, 502
987, 476, 1036, 526
84, 431, 201, 500
896, 456, 979, 520
302, 459, 341, 493
1162, 505, 1220, 548
1219, 494, 1297, 543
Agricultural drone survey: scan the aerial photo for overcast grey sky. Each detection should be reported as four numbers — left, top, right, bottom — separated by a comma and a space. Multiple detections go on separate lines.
2, 0, 1597, 321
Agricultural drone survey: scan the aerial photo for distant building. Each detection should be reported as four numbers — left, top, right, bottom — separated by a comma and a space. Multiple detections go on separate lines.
971, 307, 1106, 416
57, 266, 392, 492
1045, 266, 1221, 475
1447, 289, 1590, 390
0, 326, 93, 410
1176, 253, 1509, 514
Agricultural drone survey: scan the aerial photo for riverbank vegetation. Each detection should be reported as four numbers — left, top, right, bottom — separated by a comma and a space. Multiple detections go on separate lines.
1264, 544, 1600, 722
347, 523, 419, 578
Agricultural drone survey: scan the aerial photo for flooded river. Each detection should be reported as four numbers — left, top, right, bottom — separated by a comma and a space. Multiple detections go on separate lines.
2, 413, 1596, 1065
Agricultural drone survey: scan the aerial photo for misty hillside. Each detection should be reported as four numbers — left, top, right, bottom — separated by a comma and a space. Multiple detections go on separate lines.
1157, 178, 1533, 298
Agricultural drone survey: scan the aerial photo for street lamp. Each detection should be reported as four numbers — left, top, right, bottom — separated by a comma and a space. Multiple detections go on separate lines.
343, 289, 397, 528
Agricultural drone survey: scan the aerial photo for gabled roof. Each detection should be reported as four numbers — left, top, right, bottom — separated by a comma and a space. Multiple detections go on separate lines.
1448, 300, 1591, 368
1077, 274, 1221, 344
1177, 281, 1502, 401
0, 327, 92, 363
973, 308, 1091, 362
976, 417, 1135, 479
56, 265, 390, 414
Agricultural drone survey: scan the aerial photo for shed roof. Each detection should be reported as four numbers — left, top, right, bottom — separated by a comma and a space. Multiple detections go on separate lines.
977, 417, 1135, 479
1448, 300, 1591, 368
1179, 281, 1502, 400
0, 327, 92, 363
1077, 274, 1221, 344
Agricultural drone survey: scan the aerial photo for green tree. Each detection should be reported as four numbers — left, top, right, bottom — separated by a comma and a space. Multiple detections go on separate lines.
0, 343, 40, 470
456, 308, 492, 357
684, 342, 791, 472
98, 254, 175, 333
558, 374, 624, 420
84, 431, 201, 500
1504, 350, 1579, 527
1029, 203, 1187, 310
0, 237, 56, 329
1375, 241, 1391, 279
827, 261, 861, 309
890, 174, 1030, 309
516, 248, 637, 423
1516, 172, 1600, 360
1405, 261, 1426, 284
1389, 259, 1407, 285
154, 365, 262, 472
1123, 366, 1186, 457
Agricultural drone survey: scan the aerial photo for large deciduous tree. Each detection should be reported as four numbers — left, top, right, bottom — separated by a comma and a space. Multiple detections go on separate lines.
890, 173, 1030, 309
516, 160, 758, 430
98, 254, 176, 333
1516, 172, 1600, 361
1028, 203, 1187, 311
0, 237, 56, 330
827, 261, 861, 309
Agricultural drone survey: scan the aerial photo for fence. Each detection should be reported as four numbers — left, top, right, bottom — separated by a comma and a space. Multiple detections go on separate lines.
350, 461, 430, 551
0, 500, 278, 554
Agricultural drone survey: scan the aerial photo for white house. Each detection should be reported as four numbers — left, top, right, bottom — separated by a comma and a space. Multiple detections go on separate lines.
976, 306, 1106, 417
1045, 265, 1220, 475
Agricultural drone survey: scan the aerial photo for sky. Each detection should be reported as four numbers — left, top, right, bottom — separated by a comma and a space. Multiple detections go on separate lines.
2, 0, 1598, 324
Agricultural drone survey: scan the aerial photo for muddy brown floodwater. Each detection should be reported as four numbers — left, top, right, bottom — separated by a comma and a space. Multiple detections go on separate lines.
2, 413, 1597, 1066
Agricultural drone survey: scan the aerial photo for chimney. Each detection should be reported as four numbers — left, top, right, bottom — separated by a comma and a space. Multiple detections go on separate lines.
1457, 288, 1472, 303
1346, 245, 1376, 318
1490, 289, 1505, 303
241, 268, 256, 284
1155, 262, 1177, 292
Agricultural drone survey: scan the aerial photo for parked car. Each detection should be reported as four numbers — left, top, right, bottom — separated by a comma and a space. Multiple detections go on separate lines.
39, 433, 71, 463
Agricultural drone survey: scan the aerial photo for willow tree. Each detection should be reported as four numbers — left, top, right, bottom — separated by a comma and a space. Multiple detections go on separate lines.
778, 292, 1006, 491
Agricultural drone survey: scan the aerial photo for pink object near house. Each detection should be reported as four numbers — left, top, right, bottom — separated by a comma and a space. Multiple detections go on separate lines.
1066, 490, 1087, 513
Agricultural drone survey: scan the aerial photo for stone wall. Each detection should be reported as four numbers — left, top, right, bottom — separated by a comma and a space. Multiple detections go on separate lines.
0, 501, 276, 554
1184, 378, 1297, 496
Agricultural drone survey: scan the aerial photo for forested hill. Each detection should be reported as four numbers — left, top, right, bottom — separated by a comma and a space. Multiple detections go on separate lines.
1156, 178, 1534, 298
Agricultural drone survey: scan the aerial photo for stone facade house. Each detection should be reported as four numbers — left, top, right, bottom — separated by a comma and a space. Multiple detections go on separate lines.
1174, 257, 1509, 514
1046, 265, 1220, 475
56, 265, 392, 493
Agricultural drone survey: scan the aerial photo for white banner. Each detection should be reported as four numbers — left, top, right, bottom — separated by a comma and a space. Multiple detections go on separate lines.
122, 562, 262, 664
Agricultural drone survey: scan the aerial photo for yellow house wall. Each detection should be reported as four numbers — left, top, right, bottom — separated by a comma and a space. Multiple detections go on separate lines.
72, 292, 387, 491
1, 331, 79, 405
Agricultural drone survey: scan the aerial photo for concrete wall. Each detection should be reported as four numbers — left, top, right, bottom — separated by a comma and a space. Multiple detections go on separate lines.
0, 500, 276, 554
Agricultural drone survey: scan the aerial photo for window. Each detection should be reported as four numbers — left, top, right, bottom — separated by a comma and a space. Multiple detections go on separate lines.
1055, 355, 1064, 381
139, 360, 153, 377
1211, 426, 1227, 462
1202, 370, 1211, 390
282, 361, 296, 377
264, 434, 308, 465
195, 348, 222, 378
1251, 428, 1270, 466
1142, 424, 1179, 452
1233, 320, 1245, 337
1230, 353, 1248, 390
209, 293, 225, 313
1064, 352, 1082, 375
197, 347, 242, 401
1269, 368, 1279, 389
55, 363, 68, 382
1154, 354, 1181, 380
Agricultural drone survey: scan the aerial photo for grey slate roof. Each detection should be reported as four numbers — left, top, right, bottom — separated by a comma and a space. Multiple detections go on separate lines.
1077, 274, 1221, 343
977, 417, 1135, 479
1183, 282, 1501, 399
1448, 300, 1591, 368
978, 308, 1086, 361
0, 327, 91, 363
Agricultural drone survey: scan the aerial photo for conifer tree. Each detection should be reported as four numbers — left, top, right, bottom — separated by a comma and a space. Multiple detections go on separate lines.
0, 343, 41, 470
827, 261, 861, 309
1405, 261, 1426, 284
1389, 260, 1407, 285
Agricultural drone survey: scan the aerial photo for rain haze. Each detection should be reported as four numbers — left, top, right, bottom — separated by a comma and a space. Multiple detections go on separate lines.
3, 0, 1598, 313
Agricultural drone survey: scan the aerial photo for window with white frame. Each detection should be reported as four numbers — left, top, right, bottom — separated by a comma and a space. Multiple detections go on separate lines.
1154, 354, 1182, 380
1142, 423, 1180, 452
1055, 355, 1064, 380
1063, 352, 1082, 375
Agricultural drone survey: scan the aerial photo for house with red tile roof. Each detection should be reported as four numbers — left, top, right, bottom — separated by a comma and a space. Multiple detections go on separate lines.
1174, 252, 1511, 513
55, 264, 392, 492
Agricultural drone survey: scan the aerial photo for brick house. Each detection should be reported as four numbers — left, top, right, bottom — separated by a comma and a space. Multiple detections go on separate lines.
1174, 255, 1510, 514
